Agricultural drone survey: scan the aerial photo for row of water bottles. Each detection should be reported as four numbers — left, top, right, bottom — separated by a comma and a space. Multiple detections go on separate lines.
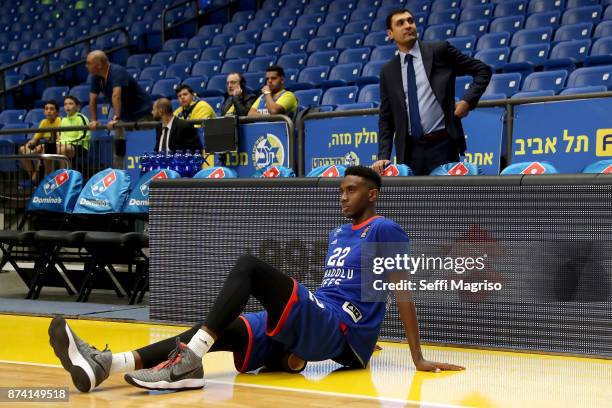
139, 150, 205, 177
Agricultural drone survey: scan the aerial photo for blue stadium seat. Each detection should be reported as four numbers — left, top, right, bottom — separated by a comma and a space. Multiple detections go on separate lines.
428, 9, 461, 25
489, 15, 525, 34
284, 68, 300, 88
554, 22, 594, 41
522, 70, 568, 92
293, 66, 330, 90
370, 44, 398, 61
295, 89, 324, 107
248, 19, 271, 32
317, 23, 344, 38
448, 36, 477, 54
232, 10, 255, 24
192, 60, 222, 78
322, 63, 363, 87
282, 39, 307, 54
204, 75, 227, 96
307, 50, 340, 67
567, 0, 600, 8
151, 51, 175, 67
188, 35, 213, 50
432, 0, 461, 13
248, 56, 276, 73
594, 21, 612, 37
371, 18, 388, 32
455, 76, 473, 99
261, 27, 291, 42
307, 37, 336, 53
291, 24, 319, 40
69, 85, 91, 104
335, 102, 375, 111
423, 24, 456, 41
225, 44, 256, 60
511, 27, 553, 47
560, 85, 608, 94
324, 11, 351, 24
25, 109, 45, 126
243, 72, 265, 91
212, 33, 235, 47
494, 0, 527, 17
304, 3, 328, 14
357, 84, 380, 104
277, 53, 308, 70
344, 20, 371, 35
139, 66, 166, 82
356, 60, 386, 85
200, 47, 226, 60
0, 110, 26, 124
271, 16, 296, 29
484, 72, 523, 97
254, 8, 279, 21
221, 59, 249, 74
356, 0, 380, 6
406, 0, 432, 13
182, 77, 208, 96
508, 43, 551, 67
584, 36, 612, 66
350, 8, 378, 21
605, 4, 612, 19
545, 39, 592, 69
329, 0, 357, 13
297, 13, 325, 26
336, 33, 365, 49
162, 38, 188, 52
338, 48, 371, 64
528, 0, 566, 13
235, 28, 261, 47
151, 79, 180, 98
166, 63, 192, 80
510, 90, 556, 98
460, 5, 495, 22
41, 86, 69, 102
176, 49, 201, 64
463, 0, 490, 8
456, 19, 490, 37
256, 42, 282, 56
561, 6, 603, 25
202, 97, 224, 115
566, 65, 612, 88
137, 80, 153, 94
278, 6, 304, 18
525, 11, 561, 29
364, 31, 392, 47
321, 86, 359, 106
581, 159, 612, 173
474, 47, 511, 70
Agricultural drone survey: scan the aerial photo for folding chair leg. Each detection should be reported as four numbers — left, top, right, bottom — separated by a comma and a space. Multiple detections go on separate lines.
129, 262, 147, 305
77, 261, 96, 302
104, 264, 126, 298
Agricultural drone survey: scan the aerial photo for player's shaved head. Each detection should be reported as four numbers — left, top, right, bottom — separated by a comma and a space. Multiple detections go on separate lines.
345, 165, 382, 190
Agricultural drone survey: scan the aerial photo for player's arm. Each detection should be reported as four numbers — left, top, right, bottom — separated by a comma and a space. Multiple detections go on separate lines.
390, 272, 465, 372
264, 93, 287, 115
111, 86, 122, 120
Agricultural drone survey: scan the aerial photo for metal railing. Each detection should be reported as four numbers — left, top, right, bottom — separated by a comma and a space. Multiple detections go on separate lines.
0, 26, 130, 109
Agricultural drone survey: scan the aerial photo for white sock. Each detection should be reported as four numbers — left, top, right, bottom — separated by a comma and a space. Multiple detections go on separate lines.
187, 329, 215, 358
110, 352, 135, 374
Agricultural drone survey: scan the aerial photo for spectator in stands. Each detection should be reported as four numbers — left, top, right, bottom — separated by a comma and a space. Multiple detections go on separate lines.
372, 9, 492, 176
174, 84, 216, 125
221, 72, 257, 117
153, 98, 202, 153
86, 50, 153, 130
57, 96, 90, 168
18, 100, 61, 183
248, 66, 298, 117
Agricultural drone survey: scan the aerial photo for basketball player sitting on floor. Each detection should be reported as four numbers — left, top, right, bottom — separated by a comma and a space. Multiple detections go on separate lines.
48, 165, 464, 393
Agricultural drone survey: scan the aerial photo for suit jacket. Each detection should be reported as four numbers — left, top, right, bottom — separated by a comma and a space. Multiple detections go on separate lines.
221, 92, 257, 117
155, 117, 203, 152
378, 40, 492, 163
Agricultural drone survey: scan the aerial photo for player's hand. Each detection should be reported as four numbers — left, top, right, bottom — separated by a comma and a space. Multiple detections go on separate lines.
88, 121, 99, 130
106, 120, 118, 130
372, 160, 390, 174
231, 85, 243, 97
454, 100, 470, 118
261, 85, 271, 95
414, 358, 465, 372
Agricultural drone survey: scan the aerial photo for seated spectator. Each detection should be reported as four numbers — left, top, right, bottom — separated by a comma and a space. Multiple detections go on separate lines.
155, 98, 203, 153
248, 66, 298, 117
174, 84, 216, 126
18, 100, 61, 183
57, 96, 90, 169
221, 72, 257, 117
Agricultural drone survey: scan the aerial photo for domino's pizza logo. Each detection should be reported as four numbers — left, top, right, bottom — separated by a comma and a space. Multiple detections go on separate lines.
602, 164, 612, 174
447, 163, 469, 176
263, 166, 281, 178
208, 168, 226, 178
43, 171, 69, 195
322, 165, 341, 177
383, 165, 400, 176
91, 170, 117, 196
140, 170, 169, 197
521, 162, 546, 175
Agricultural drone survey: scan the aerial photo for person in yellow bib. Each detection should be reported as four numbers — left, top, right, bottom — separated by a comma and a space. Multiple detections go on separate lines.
248, 66, 298, 117
174, 84, 216, 127
58, 96, 90, 169
19, 100, 62, 183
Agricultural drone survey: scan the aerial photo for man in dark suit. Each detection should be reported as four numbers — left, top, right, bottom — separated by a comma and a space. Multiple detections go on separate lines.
152, 98, 203, 153
372, 9, 492, 176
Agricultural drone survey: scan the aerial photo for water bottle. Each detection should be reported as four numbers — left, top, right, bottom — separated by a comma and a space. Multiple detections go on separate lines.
168, 151, 177, 173
152, 152, 162, 170
183, 150, 193, 177
174, 150, 185, 175
193, 150, 204, 177
139, 153, 150, 175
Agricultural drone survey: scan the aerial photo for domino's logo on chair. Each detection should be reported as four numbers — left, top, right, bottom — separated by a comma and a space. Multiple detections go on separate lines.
500, 161, 558, 175
124, 169, 181, 214
73, 168, 131, 213
382, 164, 413, 176
581, 159, 612, 174
252, 165, 296, 178
430, 162, 481, 176
194, 167, 238, 179
28, 169, 83, 213
307, 164, 347, 177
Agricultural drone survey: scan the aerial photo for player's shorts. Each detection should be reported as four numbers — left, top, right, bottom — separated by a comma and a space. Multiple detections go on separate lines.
233, 279, 350, 373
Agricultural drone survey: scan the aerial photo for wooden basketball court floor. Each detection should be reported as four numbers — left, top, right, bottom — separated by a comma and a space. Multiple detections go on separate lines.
0, 314, 611, 407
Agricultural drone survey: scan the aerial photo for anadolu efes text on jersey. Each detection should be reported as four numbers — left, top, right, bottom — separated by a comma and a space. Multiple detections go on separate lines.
314, 216, 410, 366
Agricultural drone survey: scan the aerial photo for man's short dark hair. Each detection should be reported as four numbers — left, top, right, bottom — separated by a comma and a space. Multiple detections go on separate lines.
345, 165, 382, 190
386, 8, 414, 31
266, 65, 285, 78
175, 84, 195, 95
64, 95, 80, 106
44, 100, 60, 111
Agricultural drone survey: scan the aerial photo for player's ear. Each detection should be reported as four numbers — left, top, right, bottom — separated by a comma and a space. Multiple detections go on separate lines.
369, 187, 379, 203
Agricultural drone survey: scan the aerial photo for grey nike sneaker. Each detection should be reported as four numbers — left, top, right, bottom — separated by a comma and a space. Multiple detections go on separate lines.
124, 337, 204, 391
48, 315, 112, 393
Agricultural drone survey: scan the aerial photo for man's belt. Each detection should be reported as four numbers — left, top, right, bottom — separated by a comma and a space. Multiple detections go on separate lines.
416, 129, 450, 144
